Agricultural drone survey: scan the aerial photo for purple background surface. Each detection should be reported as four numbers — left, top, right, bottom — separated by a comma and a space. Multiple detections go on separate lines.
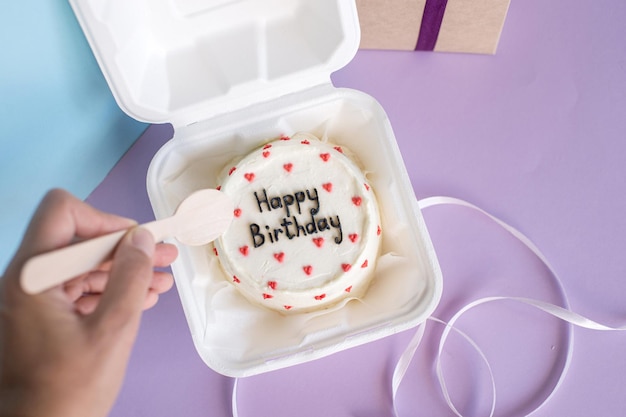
86, 0, 626, 416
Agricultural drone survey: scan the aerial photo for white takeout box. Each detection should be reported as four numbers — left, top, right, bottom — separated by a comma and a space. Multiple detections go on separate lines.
70, 0, 443, 377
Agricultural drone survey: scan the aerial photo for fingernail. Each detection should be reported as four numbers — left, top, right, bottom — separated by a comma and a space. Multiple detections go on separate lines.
130, 227, 155, 258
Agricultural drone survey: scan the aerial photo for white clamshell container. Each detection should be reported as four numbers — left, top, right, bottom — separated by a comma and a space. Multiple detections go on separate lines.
70, 0, 443, 377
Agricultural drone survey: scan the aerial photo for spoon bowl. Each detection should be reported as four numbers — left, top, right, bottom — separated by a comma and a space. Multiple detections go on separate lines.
146, 188, 234, 246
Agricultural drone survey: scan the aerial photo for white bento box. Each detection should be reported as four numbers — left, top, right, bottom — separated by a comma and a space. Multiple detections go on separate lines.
70, 0, 443, 377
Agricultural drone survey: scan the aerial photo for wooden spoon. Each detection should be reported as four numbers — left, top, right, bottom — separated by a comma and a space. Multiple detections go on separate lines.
20, 189, 233, 294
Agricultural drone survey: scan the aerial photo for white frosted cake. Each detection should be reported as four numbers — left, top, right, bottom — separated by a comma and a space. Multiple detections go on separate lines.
213, 133, 381, 313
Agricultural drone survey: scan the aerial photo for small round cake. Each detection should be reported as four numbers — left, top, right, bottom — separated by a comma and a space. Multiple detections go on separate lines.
213, 133, 381, 313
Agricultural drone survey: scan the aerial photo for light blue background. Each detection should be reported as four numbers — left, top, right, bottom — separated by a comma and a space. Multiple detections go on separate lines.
0, 1, 148, 270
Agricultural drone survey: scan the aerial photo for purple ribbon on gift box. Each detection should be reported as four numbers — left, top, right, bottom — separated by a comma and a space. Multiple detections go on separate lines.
415, 0, 448, 51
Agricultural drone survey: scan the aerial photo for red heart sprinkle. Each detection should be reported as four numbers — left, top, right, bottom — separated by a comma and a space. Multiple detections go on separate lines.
320, 153, 330, 162
233, 276, 240, 283
314, 294, 326, 300
342, 263, 352, 272
234, 208, 242, 217
303, 265, 313, 275
228, 167, 236, 176
352, 196, 362, 206
345, 286, 352, 293
274, 252, 285, 263
216, 185, 221, 190
283, 163, 293, 172
334, 146, 343, 153
301, 140, 310, 145
280, 135, 290, 141
263, 144, 272, 149
361, 259, 368, 268
284, 305, 292, 310
244, 173, 255, 182
213, 247, 218, 256
364, 183, 370, 191
312, 237, 324, 248
349, 233, 358, 243
239, 246, 249, 256
267, 281, 277, 290
262, 151, 270, 158
377, 225, 382, 236
263, 293, 273, 299
322, 183, 332, 192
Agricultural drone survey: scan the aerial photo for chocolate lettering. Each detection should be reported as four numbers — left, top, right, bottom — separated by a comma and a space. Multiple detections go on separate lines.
317, 217, 329, 232
273, 227, 284, 242
254, 190, 271, 213
270, 197, 282, 210
247, 187, 344, 249
329, 216, 342, 244
280, 217, 295, 239
249, 214, 344, 248
294, 191, 306, 215
253, 188, 320, 217
305, 210, 318, 234
307, 188, 320, 215
250, 223, 265, 248
283, 194, 295, 217
293, 215, 306, 237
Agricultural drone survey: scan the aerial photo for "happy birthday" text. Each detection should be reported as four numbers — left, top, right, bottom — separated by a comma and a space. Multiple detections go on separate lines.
249, 188, 343, 247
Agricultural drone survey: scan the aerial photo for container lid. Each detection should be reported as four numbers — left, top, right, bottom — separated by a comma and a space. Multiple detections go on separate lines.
70, 0, 361, 126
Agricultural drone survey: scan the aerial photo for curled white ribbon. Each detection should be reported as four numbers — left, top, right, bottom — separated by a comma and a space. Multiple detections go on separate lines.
391, 196, 626, 417
233, 196, 625, 417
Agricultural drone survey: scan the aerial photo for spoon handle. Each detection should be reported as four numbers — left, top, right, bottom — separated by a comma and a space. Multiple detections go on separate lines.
20, 229, 130, 294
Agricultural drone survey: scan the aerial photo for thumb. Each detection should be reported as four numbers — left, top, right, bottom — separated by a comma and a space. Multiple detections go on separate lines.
89, 227, 155, 334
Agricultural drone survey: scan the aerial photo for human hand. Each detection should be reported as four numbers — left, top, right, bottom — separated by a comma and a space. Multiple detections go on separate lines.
0, 189, 178, 417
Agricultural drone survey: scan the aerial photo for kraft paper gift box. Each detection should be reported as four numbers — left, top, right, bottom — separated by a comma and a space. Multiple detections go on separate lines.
356, 0, 511, 54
